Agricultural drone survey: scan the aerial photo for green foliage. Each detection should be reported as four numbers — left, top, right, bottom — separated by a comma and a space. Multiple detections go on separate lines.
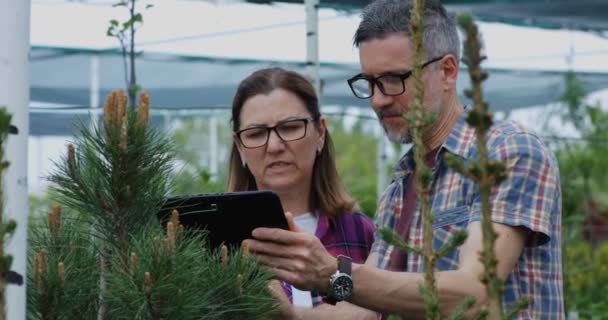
555, 69, 608, 318
563, 241, 608, 318
29, 93, 278, 319
105, 227, 277, 320
27, 209, 99, 320
555, 72, 608, 237
48, 107, 173, 257
327, 118, 385, 217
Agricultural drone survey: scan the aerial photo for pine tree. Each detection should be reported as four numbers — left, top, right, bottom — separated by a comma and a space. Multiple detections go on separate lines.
27, 91, 278, 319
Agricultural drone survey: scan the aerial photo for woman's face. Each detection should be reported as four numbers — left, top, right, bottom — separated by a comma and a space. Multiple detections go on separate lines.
235, 88, 326, 196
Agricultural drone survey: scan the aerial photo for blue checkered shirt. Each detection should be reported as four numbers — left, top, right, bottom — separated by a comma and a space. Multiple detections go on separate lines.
371, 113, 564, 319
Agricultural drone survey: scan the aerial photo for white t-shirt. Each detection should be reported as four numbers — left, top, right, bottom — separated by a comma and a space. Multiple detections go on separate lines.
291, 212, 319, 308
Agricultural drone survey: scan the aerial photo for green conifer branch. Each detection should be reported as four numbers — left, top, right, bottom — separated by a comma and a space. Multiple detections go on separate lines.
435, 229, 468, 258
502, 297, 529, 320
49, 91, 173, 261
379, 227, 424, 256
456, 13, 526, 319
37, 91, 278, 319
446, 296, 476, 320
27, 205, 100, 320
456, 12, 503, 318
0, 108, 14, 320
407, 1, 441, 318
470, 309, 490, 320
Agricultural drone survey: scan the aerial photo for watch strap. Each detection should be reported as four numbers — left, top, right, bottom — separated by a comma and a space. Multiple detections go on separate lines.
337, 255, 352, 275
323, 295, 338, 305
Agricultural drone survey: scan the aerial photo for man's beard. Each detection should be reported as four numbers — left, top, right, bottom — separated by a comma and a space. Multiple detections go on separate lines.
376, 108, 412, 144
383, 123, 412, 144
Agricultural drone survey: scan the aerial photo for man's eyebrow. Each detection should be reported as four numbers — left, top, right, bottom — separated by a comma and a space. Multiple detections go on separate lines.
361, 70, 412, 78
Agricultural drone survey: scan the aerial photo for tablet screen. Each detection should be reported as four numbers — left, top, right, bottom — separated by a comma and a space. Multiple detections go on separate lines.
158, 190, 288, 248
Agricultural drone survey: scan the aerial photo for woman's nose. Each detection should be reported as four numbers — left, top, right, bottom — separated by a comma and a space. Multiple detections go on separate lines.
266, 129, 286, 152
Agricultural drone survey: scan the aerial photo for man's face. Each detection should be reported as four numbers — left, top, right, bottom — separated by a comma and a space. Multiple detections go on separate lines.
358, 34, 441, 144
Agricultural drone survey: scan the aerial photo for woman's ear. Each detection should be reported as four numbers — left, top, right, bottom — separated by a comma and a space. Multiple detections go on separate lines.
317, 116, 327, 150
233, 134, 247, 167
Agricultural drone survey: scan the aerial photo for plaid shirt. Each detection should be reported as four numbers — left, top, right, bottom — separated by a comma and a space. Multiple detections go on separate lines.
282, 210, 375, 306
371, 114, 564, 319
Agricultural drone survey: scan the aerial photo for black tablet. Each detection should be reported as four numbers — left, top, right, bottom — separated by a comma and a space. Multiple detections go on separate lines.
158, 190, 288, 248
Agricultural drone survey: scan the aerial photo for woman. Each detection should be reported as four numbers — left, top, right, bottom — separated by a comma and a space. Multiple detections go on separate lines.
227, 68, 374, 309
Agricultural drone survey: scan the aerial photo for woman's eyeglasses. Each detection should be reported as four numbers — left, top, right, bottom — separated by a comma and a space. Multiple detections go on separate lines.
236, 117, 315, 149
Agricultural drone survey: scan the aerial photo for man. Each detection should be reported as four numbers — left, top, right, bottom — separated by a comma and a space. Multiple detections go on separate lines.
248, 0, 563, 319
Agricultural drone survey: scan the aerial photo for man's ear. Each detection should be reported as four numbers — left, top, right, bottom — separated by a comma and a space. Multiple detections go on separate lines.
440, 54, 459, 90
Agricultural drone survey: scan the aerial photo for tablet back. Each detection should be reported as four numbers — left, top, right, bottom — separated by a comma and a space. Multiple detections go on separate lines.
159, 190, 288, 249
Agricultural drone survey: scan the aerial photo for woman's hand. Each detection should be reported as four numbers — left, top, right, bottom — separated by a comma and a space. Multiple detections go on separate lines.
247, 212, 337, 292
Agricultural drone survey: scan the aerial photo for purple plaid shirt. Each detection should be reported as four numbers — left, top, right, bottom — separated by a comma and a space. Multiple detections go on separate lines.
372, 114, 564, 319
282, 210, 375, 306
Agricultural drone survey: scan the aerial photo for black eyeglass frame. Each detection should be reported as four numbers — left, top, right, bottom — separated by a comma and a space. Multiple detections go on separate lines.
347, 56, 445, 99
235, 117, 316, 149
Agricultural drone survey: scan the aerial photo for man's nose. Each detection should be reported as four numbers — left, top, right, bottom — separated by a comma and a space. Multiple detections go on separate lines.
370, 86, 394, 111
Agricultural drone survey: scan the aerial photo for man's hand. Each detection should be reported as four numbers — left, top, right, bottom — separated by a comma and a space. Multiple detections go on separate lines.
247, 213, 337, 292
266, 280, 297, 320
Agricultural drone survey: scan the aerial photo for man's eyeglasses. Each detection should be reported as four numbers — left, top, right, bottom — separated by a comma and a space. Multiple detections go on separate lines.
347, 56, 444, 99
236, 117, 315, 149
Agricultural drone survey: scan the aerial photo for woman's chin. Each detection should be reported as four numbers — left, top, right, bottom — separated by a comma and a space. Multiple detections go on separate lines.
261, 178, 297, 194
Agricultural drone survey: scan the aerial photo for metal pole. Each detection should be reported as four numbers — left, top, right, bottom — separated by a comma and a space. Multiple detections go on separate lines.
209, 115, 218, 183
90, 54, 100, 130
0, 0, 31, 319
305, 0, 321, 99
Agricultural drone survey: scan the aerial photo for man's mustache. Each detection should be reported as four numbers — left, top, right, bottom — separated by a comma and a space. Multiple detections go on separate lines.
376, 109, 403, 119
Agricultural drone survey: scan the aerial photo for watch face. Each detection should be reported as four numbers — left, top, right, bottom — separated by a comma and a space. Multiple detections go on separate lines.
331, 274, 353, 300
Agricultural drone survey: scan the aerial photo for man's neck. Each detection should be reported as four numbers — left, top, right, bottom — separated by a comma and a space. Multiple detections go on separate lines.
422, 101, 463, 152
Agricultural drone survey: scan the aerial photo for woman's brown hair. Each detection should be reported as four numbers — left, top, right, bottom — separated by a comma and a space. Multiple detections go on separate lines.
226, 67, 356, 215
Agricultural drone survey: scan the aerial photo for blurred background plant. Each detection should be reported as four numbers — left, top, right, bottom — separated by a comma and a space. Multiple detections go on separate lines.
554, 72, 608, 318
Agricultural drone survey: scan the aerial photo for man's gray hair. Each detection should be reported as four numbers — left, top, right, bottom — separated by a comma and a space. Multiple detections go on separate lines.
353, 0, 460, 61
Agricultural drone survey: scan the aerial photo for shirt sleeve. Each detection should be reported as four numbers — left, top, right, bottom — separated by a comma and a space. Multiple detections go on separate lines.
469, 131, 560, 246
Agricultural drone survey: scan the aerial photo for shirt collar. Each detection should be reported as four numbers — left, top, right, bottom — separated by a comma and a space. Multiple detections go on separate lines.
391, 110, 474, 181
442, 111, 474, 158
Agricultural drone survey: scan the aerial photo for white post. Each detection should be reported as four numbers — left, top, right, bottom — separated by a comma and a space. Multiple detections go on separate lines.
0, 0, 31, 319
305, 0, 321, 99
209, 115, 218, 183
90, 54, 100, 130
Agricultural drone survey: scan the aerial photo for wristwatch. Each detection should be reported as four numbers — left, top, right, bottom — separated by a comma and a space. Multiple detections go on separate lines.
323, 255, 353, 305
